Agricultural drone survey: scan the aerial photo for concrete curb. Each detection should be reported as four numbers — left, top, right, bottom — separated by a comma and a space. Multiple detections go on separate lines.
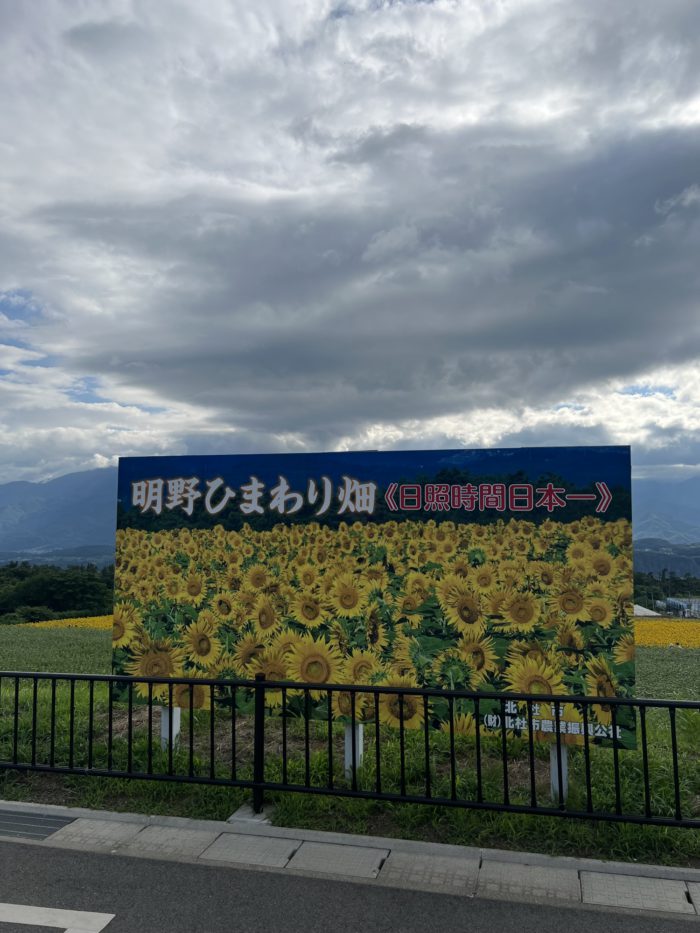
2, 797, 700, 884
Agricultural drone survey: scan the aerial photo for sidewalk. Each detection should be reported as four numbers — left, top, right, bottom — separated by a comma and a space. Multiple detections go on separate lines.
1, 799, 699, 920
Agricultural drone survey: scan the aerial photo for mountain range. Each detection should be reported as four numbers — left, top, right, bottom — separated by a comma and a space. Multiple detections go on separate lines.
0, 466, 699, 574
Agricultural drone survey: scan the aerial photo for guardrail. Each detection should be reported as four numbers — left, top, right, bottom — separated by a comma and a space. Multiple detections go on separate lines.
0, 671, 698, 828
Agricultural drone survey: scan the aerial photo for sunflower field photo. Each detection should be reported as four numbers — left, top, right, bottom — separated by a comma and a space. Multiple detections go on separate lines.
113, 447, 635, 748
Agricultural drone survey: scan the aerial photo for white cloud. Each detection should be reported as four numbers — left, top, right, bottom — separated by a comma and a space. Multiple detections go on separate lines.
1, 0, 699, 483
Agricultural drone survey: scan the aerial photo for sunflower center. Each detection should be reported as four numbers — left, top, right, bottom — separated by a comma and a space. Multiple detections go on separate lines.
526, 675, 551, 694
387, 696, 417, 721
468, 648, 485, 669
144, 654, 169, 677
187, 579, 202, 596
590, 604, 608, 623
258, 608, 274, 629
302, 657, 329, 682
196, 635, 211, 655
216, 598, 232, 614
561, 591, 583, 613
301, 600, 320, 621
113, 619, 125, 640
456, 598, 479, 624
250, 570, 266, 587
353, 660, 373, 679
511, 599, 534, 624
593, 559, 611, 576
339, 587, 359, 610
337, 693, 353, 716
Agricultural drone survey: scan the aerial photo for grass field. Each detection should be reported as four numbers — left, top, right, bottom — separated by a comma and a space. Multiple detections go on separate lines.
0, 625, 698, 865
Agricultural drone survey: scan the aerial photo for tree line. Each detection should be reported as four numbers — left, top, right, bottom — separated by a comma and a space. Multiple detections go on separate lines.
0, 562, 114, 625
0, 562, 697, 625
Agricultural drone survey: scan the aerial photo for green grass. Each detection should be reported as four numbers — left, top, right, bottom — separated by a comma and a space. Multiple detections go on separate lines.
0, 627, 111, 675
0, 628, 698, 865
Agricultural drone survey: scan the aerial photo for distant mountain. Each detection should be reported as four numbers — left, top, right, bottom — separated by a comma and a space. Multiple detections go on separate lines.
633, 538, 700, 577
0, 468, 117, 559
0, 464, 698, 573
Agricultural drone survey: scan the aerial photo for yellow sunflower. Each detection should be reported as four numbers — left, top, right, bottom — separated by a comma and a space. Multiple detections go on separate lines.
250, 648, 290, 708
588, 597, 615, 628
182, 618, 222, 669
172, 679, 213, 711
331, 689, 373, 721
179, 572, 208, 606
440, 581, 486, 637
585, 657, 618, 725
613, 633, 635, 665
232, 633, 263, 676
287, 635, 343, 696
547, 586, 591, 622
342, 650, 381, 685
125, 639, 185, 699
503, 592, 541, 632
112, 603, 140, 648
440, 712, 476, 737
457, 635, 499, 683
329, 574, 368, 619
212, 592, 236, 622
378, 677, 424, 730
504, 655, 563, 696
252, 595, 282, 641
290, 590, 328, 629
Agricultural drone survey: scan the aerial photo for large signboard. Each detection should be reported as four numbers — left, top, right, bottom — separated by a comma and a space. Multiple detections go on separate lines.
114, 447, 634, 746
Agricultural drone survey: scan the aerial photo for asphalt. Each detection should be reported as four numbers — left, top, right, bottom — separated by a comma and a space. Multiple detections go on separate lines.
0, 798, 698, 931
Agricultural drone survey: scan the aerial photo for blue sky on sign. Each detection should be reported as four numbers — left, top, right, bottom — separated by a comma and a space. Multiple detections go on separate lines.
1, 1, 699, 485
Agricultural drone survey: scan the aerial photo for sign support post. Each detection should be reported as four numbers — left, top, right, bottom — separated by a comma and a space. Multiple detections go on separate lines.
160, 706, 181, 751
344, 723, 364, 783
550, 744, 569, 804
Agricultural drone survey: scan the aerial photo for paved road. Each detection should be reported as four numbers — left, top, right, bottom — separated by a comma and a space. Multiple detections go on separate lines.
0, 841, 696, 933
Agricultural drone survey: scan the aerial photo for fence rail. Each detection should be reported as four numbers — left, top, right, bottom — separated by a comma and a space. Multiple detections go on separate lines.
0, 670, 698, 829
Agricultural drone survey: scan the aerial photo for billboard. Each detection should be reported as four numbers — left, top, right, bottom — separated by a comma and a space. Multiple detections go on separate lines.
113, 447, 634, 746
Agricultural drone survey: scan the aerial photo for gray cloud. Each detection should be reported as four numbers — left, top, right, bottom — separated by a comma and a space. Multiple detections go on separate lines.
1, 0, 699, 481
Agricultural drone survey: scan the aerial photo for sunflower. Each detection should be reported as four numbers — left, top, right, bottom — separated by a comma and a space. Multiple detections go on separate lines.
430, 650, 476, 691
250, 648, 290, 708
232, 633, 263, 675
503, 592, 541, 632
252, 595, 282, 641
112, 603, 140, 648
365, 610, 389, 653
125, 639, 185, 699
472, 565, 496, 591
295, 563, 319, 589
547, 586, 590, 622
290, 591, 328, 629
331, 689, 373, 721
378, 677, 424, 730
246, 563, 269, 590
613, 633, 635, 665
212, 592, 236, 622
342, 650, 381, 684
588, 598, 615, 628
440, 582, 486, 637
504, 656, 563, 696
440, 712, 475, 737
179, 572, 207, 606
182, 618, 222, 668
287, 635, 343, 696
172, 679, 213, 711
555, 620, 584, 661
329, 574, 368, 619
457, 635, 498, 684
272, 627, 302, 656
585, 656, 618, 725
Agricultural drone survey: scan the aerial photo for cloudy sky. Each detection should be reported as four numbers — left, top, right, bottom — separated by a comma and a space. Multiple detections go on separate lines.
1, 0, 699, 485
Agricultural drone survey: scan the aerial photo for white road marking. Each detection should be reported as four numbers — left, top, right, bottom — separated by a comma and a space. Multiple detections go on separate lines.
0, 902, 114, 931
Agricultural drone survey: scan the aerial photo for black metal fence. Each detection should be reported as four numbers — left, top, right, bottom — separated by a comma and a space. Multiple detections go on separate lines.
0, 670, 698, 829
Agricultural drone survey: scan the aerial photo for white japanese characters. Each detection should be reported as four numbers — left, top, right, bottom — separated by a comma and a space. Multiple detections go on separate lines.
131, 474, 377, 518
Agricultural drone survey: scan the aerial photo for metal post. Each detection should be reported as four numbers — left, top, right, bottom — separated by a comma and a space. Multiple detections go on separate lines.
160, 706, 181, 751
550, 744, 569, 803
344, 722, 364, 781
252, 673, 266, 814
